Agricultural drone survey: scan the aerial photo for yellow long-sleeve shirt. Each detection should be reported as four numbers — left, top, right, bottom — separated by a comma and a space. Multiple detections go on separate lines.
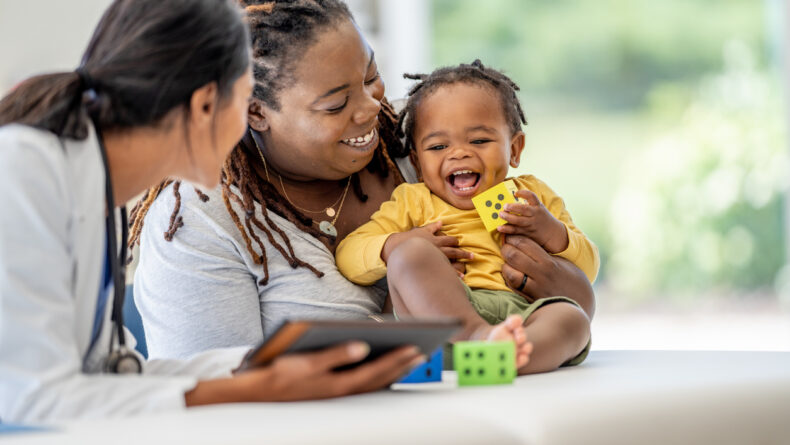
336, 175, 599, 292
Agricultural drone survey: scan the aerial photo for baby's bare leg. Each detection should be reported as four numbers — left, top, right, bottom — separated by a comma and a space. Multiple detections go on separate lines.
518, 302, 590, 375
386, 237, 486, 341
386, 238, 532, 367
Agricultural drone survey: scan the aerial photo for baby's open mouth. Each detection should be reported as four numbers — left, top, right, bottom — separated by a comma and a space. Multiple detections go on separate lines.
447, 169, 481, 192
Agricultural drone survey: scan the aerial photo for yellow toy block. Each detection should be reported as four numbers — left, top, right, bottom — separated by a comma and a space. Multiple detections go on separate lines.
471, 180, 522, 233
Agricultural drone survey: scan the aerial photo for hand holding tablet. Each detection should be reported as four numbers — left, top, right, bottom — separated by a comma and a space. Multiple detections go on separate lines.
238, 318, 462, 371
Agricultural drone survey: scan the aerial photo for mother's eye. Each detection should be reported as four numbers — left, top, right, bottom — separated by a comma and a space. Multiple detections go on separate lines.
326, 98, 349, 113
364, 71, 381, 85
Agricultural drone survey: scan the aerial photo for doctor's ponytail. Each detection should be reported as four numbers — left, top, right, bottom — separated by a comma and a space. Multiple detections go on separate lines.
0, 0, 250, 140
0, 71, 93, 139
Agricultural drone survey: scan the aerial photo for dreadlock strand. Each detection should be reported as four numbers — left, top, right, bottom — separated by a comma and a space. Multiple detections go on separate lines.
244, 215, 274, 284
220, 178, 261, 266
128, 181, 167, 249
194, 187, 210, 202
163, 181, 184, 241
247, 175, 301, 260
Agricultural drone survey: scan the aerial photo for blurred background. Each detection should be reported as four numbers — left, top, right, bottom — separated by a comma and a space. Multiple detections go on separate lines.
2, 0, 788, 351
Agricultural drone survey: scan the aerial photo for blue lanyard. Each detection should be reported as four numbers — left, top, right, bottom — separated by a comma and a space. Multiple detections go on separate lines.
90, 219, 114, 344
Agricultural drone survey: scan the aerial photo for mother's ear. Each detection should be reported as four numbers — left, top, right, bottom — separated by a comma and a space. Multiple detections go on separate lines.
248, 98, 270, 132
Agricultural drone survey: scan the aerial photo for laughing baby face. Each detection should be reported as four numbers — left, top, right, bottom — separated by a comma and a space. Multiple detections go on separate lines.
413, 82, 525, 210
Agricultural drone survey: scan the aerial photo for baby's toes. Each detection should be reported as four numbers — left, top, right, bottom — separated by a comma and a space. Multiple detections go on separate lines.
516, 341, 533, 368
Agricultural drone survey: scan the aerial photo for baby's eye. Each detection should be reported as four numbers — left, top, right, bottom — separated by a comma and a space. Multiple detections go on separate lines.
471, 139, 493, 145
426, 144, 447, 151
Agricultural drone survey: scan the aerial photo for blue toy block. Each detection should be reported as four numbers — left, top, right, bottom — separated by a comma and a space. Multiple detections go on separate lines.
398, 348, 443, 383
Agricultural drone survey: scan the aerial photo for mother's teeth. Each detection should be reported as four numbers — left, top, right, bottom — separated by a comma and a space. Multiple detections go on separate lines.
343, 128, 376, 146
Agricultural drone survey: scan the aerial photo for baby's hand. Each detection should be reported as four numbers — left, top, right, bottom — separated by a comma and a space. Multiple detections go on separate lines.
382, 221, 472, 276
496, 190, 569, 254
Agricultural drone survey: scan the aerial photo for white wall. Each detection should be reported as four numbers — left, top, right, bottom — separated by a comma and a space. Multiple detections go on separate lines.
0, 0, 111, 94
346, 0, 430, 100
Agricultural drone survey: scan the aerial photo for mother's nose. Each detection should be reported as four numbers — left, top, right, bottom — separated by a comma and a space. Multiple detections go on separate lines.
351, 90, 382, 125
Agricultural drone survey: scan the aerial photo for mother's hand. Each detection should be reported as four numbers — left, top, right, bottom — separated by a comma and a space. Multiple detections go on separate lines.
500, 235, 595, 317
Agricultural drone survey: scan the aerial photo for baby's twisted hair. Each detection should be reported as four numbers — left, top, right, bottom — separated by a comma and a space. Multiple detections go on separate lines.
399, 59, 527, 155
128, 0, 408, 285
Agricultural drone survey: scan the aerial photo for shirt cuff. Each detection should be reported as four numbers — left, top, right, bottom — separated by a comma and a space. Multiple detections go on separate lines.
552, 224, 581, 264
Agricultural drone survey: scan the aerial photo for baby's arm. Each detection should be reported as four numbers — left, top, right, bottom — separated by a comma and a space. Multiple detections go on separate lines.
337, 184, 472, 284
497, 181, 600, 283
336, 189, 417, 286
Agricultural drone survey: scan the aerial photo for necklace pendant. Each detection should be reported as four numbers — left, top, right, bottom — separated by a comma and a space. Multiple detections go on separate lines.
319, 220, 338, 237
325, 207, 336, 218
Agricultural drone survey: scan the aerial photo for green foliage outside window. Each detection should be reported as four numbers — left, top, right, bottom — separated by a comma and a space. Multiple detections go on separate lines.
431, 0, 787, 297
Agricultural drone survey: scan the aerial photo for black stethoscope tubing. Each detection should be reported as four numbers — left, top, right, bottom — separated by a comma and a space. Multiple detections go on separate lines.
81, 120, 140, 373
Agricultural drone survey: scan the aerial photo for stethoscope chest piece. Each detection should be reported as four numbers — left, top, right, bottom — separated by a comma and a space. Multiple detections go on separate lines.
105, 346, 143, 374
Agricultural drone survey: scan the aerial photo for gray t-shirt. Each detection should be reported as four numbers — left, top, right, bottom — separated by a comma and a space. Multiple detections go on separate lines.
134, 184, 388, 360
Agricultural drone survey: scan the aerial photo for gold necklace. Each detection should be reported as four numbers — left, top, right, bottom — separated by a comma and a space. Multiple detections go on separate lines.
249, 129, 350, 237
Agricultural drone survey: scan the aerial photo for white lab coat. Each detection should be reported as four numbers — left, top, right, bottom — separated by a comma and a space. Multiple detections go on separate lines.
0, 124, 248, 424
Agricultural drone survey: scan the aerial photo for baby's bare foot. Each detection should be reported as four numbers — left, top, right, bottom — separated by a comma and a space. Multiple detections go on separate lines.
469, 315, 532, 368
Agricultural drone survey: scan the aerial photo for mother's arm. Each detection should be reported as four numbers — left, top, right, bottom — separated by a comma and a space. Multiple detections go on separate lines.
500, 235, 595, 318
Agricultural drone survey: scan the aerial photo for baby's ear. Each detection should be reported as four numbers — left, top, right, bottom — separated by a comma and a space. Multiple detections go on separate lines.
509, 131, 525, 168
248, 98, 270, 132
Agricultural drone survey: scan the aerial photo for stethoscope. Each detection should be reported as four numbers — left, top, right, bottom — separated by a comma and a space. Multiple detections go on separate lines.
87, 121, 143, 374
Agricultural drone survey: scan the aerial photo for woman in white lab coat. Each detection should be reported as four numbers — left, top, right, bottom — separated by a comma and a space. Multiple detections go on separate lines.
0, 0, 423, 424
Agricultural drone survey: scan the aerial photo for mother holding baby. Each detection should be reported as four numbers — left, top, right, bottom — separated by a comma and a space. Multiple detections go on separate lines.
134, 0, 594, 378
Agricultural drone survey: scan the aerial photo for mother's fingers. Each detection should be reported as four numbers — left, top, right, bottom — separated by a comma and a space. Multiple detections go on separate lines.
501, 263, 537, 302
501, 235, 544, 265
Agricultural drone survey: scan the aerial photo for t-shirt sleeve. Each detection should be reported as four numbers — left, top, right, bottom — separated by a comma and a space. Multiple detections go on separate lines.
336, 183, 422, 285
134, 185, 264, 360
520, 176, 600, 283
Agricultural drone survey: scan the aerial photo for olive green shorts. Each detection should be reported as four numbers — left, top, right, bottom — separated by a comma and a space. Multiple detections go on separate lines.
446, 282, 590, 368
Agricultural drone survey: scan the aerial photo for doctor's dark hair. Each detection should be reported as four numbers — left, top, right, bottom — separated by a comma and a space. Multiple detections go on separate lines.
0, 0, 250, 139
128, 0, 408, 286
399, 59, 527, 155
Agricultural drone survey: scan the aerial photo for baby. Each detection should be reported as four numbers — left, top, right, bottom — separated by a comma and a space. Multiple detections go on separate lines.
336, 60, 599, 374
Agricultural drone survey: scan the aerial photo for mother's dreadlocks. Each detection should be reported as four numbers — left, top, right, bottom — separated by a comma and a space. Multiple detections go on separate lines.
128, 0, 408, 285
399, 59, 527, 162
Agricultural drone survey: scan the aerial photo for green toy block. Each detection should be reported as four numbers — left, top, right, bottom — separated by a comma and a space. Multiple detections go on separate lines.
453, 341, 516, 386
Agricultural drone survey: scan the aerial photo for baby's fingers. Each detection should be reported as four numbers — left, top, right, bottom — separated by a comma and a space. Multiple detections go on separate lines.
497, 211, 534, 229
432, 234, 460, 248
502, 202, 536, 216
514, 189, 541, 206
440, 247, 474, 261
450, 260, 466, 277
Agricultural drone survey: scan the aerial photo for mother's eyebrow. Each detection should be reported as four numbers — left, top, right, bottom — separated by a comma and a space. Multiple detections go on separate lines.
312, 50, 377, 105
314, 83, 350, 103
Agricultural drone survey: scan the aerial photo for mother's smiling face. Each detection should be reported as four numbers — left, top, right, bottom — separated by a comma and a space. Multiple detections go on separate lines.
250, 17, 385, 182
